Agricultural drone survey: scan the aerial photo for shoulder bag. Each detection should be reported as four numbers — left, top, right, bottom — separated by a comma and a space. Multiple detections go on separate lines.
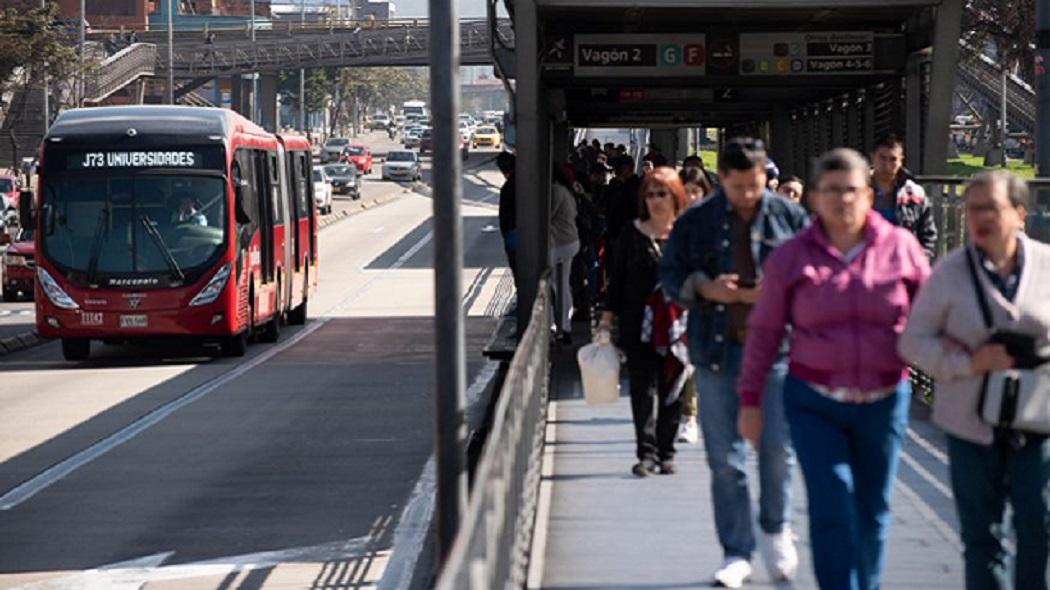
965, 248, 1050, 435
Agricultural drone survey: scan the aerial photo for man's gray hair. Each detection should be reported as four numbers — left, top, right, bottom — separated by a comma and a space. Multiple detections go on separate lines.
810, 148, 871, 187
963, 169, 1030, 209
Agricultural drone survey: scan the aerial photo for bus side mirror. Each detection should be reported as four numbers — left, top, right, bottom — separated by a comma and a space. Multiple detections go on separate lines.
17, 190, 33, 228
234, 179, 251, 224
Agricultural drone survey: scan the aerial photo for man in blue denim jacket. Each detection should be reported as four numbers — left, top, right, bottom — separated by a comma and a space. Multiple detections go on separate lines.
661, 139, 809, 588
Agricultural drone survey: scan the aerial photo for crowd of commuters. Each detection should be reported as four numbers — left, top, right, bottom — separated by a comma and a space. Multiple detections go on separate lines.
497, 133, 1049, 588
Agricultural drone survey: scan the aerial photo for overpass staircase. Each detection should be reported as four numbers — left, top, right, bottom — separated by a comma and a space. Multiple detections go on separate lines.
954, 43, 1036, 133
0, 43, 158, 168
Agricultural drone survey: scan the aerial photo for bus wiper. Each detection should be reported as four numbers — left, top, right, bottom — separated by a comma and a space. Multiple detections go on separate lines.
139, 215, 185, 283
86, 207, 109, 284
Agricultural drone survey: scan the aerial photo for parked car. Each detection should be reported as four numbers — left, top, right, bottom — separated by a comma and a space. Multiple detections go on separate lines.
312, 166, 334, 214
472, 126, 502, 149
382, 150, 422, 182
0, 173, 19, 222
323, 163, 360, 199
2, 226, 34, 301
403, 128, 422, 149
369, 114, 391, 130
322, 137, 351, 163
342, 144, 374, 175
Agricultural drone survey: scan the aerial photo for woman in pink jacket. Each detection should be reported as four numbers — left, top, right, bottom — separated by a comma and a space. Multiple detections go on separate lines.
737, 148, 930, 589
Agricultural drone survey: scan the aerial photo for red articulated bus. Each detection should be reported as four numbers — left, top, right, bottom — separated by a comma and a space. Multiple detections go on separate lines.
31, 106, 318, 361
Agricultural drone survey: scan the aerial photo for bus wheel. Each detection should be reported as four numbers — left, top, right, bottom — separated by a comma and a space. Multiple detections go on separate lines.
61, 338, 90, 361
221, 332, 248, 357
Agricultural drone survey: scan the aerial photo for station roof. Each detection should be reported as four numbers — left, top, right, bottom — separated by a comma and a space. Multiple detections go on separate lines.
529, 0, 947, 128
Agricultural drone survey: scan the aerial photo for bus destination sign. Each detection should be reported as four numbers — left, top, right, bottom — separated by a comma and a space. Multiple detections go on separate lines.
71, 150, 203, 170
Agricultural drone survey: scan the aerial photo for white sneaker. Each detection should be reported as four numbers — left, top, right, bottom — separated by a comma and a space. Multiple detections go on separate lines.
712, 557, 752, 588
763, 528, 799, 581
676, 418, 699, 444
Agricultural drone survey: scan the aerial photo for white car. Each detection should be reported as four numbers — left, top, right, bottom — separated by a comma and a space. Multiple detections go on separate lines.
382, 150, 422, 182
322, 137, 350, 163
312, 166, 334, 214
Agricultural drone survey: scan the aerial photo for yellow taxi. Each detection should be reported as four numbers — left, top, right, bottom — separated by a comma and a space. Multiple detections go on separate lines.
471, 126, 502, 149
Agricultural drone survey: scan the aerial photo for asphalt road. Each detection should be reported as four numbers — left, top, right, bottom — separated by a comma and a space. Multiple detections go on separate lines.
0, 154, 511, 589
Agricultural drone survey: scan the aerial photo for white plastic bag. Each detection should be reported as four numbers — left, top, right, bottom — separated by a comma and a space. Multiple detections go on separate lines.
577, 331, 621, 405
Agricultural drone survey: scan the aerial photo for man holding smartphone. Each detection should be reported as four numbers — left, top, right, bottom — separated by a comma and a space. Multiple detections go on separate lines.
661, 139, 809, 588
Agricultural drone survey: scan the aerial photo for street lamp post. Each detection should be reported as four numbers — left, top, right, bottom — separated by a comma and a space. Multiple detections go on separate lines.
250, 0, 257, 123
167, 0, 175, 104
300, 0, 306, 132
42, 0, 49, 133
79, 0, 85, 106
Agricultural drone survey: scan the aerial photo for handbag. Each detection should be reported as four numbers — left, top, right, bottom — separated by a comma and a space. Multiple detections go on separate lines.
577, 330, 621, 405
965, 248, 1050, 435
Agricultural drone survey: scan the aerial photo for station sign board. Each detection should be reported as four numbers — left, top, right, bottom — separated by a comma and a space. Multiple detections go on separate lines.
574, 34, 707, 77
739, 32, 874, 75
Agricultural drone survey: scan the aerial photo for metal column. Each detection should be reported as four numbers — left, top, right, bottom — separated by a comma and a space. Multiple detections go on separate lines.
770, 105, 794, 176
429, 0, 466, 565
259, 74, 279, 132
514, 0, 550, 331
1039, 0, 1050, 179
923, 0, 963, 173
905, 52, 925, 171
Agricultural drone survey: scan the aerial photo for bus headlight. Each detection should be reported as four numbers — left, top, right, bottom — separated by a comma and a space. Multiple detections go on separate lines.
37, 267, 79, 310
189, 263, 231, 307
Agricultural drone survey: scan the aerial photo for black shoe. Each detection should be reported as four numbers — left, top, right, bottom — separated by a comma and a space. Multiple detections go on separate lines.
632, 459, 656, 477
659, 460, 676, 475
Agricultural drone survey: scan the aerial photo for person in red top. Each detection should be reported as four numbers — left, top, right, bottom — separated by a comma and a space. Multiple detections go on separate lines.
737, 148, 930, 589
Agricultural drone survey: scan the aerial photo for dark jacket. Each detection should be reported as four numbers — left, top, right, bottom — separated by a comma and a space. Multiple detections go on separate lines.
875, 168, 938, 260
660, 189, 809, 372
605, 174, 642, 242
605, 222, 662, 348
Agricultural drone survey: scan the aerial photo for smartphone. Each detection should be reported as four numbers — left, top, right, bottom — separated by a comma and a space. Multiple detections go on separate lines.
737, 278, 757, 289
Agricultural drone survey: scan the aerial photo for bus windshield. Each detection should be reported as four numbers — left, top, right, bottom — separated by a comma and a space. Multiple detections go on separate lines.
42, 174, 226, 280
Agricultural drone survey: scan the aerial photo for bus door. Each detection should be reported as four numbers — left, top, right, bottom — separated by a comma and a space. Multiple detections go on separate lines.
273, 145, 294, 310
252, 149, 276, 285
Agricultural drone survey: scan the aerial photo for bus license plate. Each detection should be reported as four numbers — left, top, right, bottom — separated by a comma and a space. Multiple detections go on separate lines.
120, 314, 148, 328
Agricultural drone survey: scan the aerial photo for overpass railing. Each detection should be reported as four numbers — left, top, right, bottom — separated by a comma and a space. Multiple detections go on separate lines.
436, 275, 551, 590
83, 43, 157, 103
916, 175, 1050, 256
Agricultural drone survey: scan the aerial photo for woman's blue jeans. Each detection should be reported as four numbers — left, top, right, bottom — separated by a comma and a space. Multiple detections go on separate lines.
783, 375, 910, 590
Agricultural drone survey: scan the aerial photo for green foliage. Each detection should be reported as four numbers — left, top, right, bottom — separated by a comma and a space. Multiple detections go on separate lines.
962, 0, 1035, 79
0, 2, 78, 87
947, 153, 1036, 178
278, 66, 428, 130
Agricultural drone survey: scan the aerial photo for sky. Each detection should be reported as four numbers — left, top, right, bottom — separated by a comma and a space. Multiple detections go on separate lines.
392, 0, 488, 18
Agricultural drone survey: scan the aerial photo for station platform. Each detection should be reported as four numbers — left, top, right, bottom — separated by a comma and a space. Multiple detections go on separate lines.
528, 335, 966, 589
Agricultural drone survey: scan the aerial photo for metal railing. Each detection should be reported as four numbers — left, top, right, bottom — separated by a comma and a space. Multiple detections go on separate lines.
152, 18, 514, 75
83, 43, 157, 103
916, 175, 1050, 256
436, 275, 551, 590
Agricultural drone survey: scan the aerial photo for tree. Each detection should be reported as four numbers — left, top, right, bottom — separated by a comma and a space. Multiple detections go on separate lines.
0, 2, 78, 92
278, 68, 331, 130
962, 0, 1035, 80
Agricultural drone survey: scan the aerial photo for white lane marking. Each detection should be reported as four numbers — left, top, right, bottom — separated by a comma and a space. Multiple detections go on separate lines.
327, 230, 434, 315
371, 225, 386, 234
0, 309, 33, 317
526, 400, 557, 590
12, 537, 373, 590
378, 359, 500, 590
0, 319, 329, 511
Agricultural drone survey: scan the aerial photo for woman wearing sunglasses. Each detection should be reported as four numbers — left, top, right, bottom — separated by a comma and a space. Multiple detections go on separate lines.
600, 167, 692, 476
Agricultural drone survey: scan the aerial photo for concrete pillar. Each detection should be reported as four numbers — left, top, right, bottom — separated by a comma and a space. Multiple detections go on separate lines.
905, 52, 925, 171
259, 74, 279, 132
514, 0, 550, 330
230, 75, 248, 117
923, 0, 963, 174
